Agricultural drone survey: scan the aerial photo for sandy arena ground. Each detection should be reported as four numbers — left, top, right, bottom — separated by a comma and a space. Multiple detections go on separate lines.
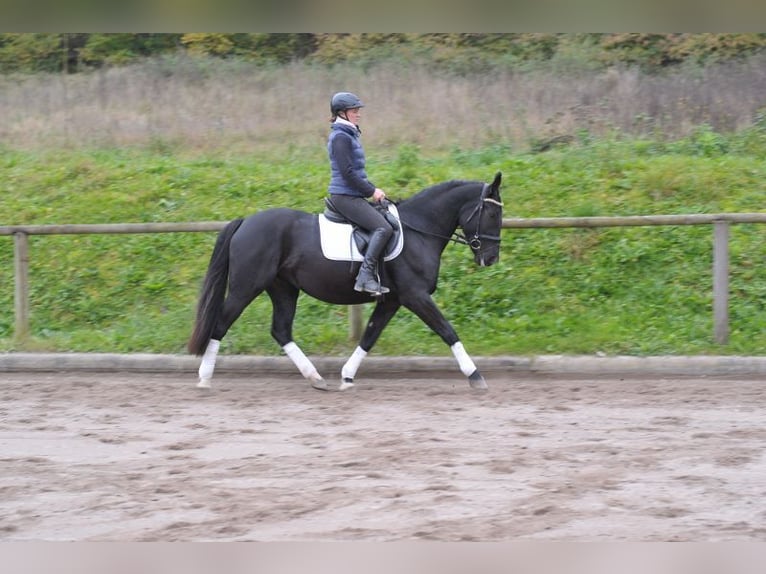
1, 370, 765, 541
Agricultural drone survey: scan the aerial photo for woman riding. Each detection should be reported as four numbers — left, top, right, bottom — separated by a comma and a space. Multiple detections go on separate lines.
327, 91, 394, 296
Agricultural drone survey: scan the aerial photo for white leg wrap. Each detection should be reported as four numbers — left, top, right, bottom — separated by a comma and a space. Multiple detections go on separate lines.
283, 341, 322, 382
198, 339, 221, 381
451, 341, 477, 377
341, 346, 367, 381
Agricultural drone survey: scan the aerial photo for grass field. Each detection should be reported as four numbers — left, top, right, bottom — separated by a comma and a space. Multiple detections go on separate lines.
2, 57, 766, 357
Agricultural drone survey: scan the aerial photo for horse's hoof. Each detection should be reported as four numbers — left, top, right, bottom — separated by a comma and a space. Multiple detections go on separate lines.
468, 370, 488, 391
197, 378, 212, 389
312, 379, 329, 391
338, 379, 355, 391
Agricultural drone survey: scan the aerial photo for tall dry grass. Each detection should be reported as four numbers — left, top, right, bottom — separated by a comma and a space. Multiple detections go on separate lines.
2, 54, 766, 154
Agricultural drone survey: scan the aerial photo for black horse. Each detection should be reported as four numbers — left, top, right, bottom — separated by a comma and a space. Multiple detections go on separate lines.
188, 172, 503, 391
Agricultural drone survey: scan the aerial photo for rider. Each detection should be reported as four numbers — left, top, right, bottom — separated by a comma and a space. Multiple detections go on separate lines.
327, 91, 394, 296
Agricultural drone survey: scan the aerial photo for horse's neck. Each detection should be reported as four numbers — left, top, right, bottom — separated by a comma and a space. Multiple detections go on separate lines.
402, 183, 476, 237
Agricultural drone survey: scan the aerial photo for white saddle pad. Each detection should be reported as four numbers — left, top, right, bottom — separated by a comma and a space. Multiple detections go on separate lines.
318, 203, 404, 262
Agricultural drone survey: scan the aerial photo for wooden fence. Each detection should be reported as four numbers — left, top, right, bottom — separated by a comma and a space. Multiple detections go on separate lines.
3, 213, 766, 345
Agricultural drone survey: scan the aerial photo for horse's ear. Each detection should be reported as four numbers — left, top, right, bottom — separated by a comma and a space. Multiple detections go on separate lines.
490, 171, 502, 195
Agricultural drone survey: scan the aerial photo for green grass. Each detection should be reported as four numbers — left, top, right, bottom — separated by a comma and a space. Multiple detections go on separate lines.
2, 129, 766, 357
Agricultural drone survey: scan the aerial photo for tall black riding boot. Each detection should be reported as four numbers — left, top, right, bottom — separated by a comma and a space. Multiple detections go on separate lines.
354, 228, 391, 295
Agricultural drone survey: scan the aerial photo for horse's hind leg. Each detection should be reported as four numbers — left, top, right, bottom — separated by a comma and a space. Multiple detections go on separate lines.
197, 339, 220, 388
197, 289, 263, 389
267, 281, 326, 390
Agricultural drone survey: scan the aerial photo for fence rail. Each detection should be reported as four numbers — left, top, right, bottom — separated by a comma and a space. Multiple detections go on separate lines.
4, 212, 766, 345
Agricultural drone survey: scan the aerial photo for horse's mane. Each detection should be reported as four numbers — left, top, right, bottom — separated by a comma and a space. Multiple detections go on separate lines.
398, 180, 473, 208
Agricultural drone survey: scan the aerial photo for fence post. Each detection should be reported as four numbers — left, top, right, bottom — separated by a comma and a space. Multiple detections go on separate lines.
712, 220, 729, 345
13, 231, 30, 344
349, 304, 364, 341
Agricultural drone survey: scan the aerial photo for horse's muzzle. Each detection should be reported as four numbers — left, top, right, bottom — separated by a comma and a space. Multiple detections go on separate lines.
477, 252, 499, 267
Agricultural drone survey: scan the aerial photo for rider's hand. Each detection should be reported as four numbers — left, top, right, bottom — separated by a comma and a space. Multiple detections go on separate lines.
372, 188, 386, 203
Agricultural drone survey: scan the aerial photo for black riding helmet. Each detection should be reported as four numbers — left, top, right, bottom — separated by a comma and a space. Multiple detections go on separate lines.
331, 92, 365, 117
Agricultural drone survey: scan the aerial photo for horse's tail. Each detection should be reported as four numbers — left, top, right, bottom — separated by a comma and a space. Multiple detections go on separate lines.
187, 218, 245, 355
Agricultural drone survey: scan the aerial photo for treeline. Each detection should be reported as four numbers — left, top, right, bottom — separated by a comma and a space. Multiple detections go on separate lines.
2, 33, 766, 74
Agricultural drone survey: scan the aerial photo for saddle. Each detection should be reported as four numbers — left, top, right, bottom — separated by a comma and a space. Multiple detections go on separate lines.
319, 197, 404, 262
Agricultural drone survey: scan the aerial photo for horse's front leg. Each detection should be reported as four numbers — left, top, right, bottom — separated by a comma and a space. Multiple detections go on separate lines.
401, 293, 488, 391
340, 298, 401, 390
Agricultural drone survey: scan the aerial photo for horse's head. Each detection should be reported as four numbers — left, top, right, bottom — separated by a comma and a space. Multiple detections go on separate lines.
460, 172, 503, 266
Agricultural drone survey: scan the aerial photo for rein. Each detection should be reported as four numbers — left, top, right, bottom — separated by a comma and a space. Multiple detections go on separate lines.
400, 184, 503, 251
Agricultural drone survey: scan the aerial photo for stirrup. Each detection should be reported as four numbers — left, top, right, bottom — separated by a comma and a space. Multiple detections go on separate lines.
354, 275, 389, 295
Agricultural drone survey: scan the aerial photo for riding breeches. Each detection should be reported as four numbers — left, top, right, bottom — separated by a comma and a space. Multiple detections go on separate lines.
328, 194, 394, 240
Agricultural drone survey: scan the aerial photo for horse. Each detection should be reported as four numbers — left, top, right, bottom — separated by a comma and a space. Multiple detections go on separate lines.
188, 171, 503, 391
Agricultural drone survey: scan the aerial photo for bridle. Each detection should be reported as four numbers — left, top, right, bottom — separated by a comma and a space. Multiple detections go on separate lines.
400, 183, 503, 252
460, 185, 504, 251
